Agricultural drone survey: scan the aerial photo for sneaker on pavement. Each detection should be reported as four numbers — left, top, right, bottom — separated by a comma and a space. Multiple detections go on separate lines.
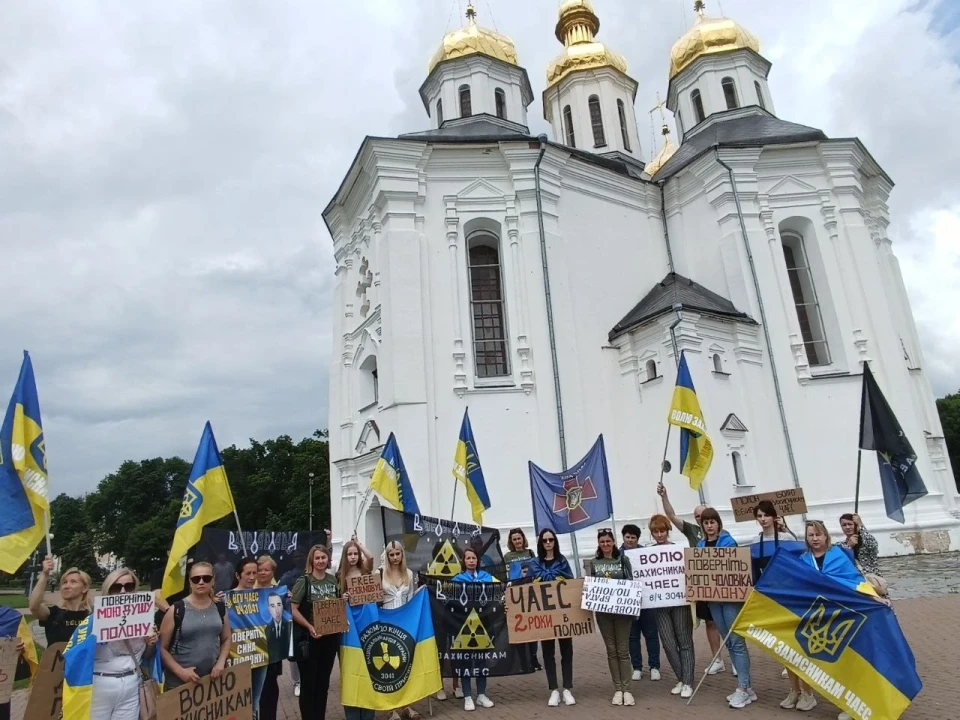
649, 668, 661, 681
562, 689, 576, 706
476, 694, 494, 708
548, 690, 560, 707
294, 682, 301, 697
680, 685, 693, 699
780, 690, 799, 709
631, 669, 642, 681
455, 687, 464, 699
781, 668, 789, 678
388, 713, 401, 720
611, 691, 623, 706
795, 692, 818, 711
728, 687, 758, 703
671, 682, 684, 695
622, 692, 635, 706
463, 697, 475, 712
707, 659, 725, 675
435, 690, 447, 701
728, 688, 754, 709
838, 714, 852, 720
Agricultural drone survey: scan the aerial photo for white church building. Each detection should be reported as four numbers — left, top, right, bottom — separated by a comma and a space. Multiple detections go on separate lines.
322, 1, 959, 558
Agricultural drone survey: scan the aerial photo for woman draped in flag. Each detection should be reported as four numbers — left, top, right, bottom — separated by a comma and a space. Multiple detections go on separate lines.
30, 556, 92, 645
451, 546, 499, 712
529, 529, 576, 707
379, 541, 423, 720
0, 605, 37, 720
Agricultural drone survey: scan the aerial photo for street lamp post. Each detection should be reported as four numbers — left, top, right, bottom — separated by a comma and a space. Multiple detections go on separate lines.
308, 472, 315, 532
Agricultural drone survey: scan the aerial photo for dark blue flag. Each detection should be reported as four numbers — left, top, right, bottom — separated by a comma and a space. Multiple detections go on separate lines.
529, 435, 613, 535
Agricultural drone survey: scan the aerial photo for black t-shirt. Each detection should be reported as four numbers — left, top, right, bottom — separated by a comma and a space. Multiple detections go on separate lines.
815, 555, 826, 571
40, 605, 90, 645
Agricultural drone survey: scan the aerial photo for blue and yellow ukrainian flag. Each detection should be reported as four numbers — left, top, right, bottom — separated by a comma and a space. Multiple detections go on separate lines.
369, 432, 420, 516
62, 614, 96, 720
452, 409, 491, 524
733, 549, 921, 720
0, 606, 38, 684
340, 588, 441, 710
0, 351, 49, 574
161, 422, 237, 600
667, 351, 713, 491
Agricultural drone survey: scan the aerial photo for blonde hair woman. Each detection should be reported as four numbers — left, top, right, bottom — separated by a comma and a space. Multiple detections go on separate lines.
29, 555, 92, 645
91, 568, 155, 720
379, 542, 421, 720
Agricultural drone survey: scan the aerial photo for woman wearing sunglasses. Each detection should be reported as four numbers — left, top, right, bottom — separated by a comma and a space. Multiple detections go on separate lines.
590, 528, 635, 707
159, 561, 231, 691
90, 568, 157, 720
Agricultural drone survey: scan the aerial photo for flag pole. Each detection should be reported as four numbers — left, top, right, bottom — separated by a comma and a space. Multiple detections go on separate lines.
450, 481, 458, 520
855, 361, 868, 515
656, 424, 672, 513
854, 449, 863, 514
232, 508, 247, 555
353, 485, 374, 535
43, 511, 52, 557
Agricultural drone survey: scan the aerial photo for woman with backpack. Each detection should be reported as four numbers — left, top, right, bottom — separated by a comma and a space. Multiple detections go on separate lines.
158, 561, 231, 690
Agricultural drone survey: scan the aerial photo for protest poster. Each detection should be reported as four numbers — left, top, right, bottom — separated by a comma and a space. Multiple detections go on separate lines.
507, 558, 534, 581
0, 638, 17, 704
624, 546, 688, 609
156, 662, 253, 720
347, 573, 383, 606
684, 547, 753, 602
24, 642, 67, 720
313, 598, 349, 637
505, 579, 594, 644
93, 591, 154, 643
730, 488, 807, 522
430, 580, 534, 678
225, 585, 292, 669
580, 577, 645, 615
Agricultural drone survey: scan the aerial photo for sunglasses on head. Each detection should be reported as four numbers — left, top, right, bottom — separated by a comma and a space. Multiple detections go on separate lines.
109, 581, 136, 594
190, 574, 214, 584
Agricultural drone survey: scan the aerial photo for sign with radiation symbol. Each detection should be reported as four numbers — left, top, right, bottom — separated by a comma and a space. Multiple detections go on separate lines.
426, 540, 462, 577
451, 609, 494, 651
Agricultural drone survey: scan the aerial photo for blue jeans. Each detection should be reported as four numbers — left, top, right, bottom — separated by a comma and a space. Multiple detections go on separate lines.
251, 665, 267, 720
460, 673, 487, 698
628, 610, 661, 671
708, 602, 751, 689
344, 709, 375, 720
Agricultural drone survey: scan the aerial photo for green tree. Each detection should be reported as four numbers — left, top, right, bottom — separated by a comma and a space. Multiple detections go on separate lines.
60, 531, 103, 582
49, 493, 89, 554
936, 391, 960, 492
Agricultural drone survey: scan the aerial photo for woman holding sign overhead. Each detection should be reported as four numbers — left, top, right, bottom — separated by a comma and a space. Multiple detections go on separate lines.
589, 528, 635, 707
529, 529, 576, 707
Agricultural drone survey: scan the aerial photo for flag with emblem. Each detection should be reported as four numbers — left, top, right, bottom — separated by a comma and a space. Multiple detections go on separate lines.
858, 363, 928, 523
529, 435, 613, 535
452, 408, 491, 525
667, 351, 713, 491
733, 549, 921, 720
62, 614, 96, 720
0, 351, 50, 574
161, 422, 237, 600
370, 433, 421, 516
340, 585, 442, 710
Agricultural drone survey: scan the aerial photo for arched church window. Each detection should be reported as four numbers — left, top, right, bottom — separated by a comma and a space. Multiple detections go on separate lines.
459, 85, 472, 118
358, 355, 379, 409
732, 451, 747, 486
468, 233, 509, 378
722, 77, 739, 110
691, 90, 705, 124
495, 88, 506, 120
645, 359, 657, 381
563, 105, 576, 147
589, 95, 606, 147
437, 99, 444, 125
712, 353, 723, 373
754, 81, 766, 110
617, 99, 631, 151
780, 230, 830, 366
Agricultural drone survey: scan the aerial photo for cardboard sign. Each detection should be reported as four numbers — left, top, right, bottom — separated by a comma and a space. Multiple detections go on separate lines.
93, 591, 154, 643
313, 598, 349, 636
684, 547, 753, 602
346, 573, 383, 606
24, 642, 66, 720
157, 663, 253, 720
0, 638, 17, 705
505, 579, 594, 643
731, 488, 807, 522
580, 576, 645, 615
624, 546, 689, 609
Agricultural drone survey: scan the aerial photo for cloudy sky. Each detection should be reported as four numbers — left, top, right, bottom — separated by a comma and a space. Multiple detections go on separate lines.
1, 0, 958, 497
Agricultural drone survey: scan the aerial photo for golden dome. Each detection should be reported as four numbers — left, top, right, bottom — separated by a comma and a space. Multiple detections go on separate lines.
546, 0, 628, 87
669, 1, 760, 79
428, 3, 519, 75
644, 125, 677, 176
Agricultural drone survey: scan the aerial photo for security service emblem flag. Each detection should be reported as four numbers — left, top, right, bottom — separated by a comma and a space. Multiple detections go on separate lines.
530, 435, 613, 535
552, 476, 599, 525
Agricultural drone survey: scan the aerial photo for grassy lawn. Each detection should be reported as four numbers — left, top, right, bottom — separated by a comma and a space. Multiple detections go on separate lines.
0, 593, 29, 609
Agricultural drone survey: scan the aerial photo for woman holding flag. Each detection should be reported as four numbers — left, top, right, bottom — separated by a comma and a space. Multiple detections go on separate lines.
30, 556, 93, 645
379, 541, 423, 720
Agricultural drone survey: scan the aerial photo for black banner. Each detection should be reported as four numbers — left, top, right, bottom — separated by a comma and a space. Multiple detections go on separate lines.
195, 529, 327, 588
428, 581, 533, 679
381, 508, 505, 580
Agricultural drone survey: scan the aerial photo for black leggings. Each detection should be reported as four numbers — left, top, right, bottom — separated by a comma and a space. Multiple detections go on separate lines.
259, 662, 281, 720
297, 634, 340, 720
541, 638, 573, 690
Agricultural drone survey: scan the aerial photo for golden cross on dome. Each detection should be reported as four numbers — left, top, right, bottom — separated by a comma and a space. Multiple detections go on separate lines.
694, 0, 706, 18
466, 3, 477, 23
650, 92, 667, 126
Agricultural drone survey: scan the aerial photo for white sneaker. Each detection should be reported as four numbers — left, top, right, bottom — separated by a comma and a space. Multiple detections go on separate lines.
780, 690, 799, 709
728, 688, 754, 708
476, 694, 494, 708
838, 714, 853, 720
795, 692, 818, 711
781, 668, 789, 678
562, 689, 576, 706
671, 682, 683, 695
649, 668, 661, 681
622, 692, 635, 706
463, 697, 475, 712
548, 690, 560, 707
611, 691, 623, 706
388, 713, 401, 720
680, 685, 693, 699
435, 690, 447, 701
294, 682, 301, 697
631, 669, 641, 681
707, 659, 725, 675
455, 687, 464, 699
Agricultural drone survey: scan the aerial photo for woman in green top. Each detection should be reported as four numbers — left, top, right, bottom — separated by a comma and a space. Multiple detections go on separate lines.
503, 528, 542, 672
590, 528, 635, 707
290, 544, 339, 720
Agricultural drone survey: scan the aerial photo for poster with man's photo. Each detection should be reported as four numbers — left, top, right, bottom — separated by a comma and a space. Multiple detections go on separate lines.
225, 586, 292, 668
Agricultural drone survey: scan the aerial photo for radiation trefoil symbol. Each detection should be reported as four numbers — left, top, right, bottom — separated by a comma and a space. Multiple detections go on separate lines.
451, 609, 494, 650
372, 642, 401, 671
427, 540, 462, 577
552, 477, 598, 525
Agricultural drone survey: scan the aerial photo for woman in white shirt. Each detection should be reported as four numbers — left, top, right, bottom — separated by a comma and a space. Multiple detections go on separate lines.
91, 568, 156, 720
379, 541, 421, 720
